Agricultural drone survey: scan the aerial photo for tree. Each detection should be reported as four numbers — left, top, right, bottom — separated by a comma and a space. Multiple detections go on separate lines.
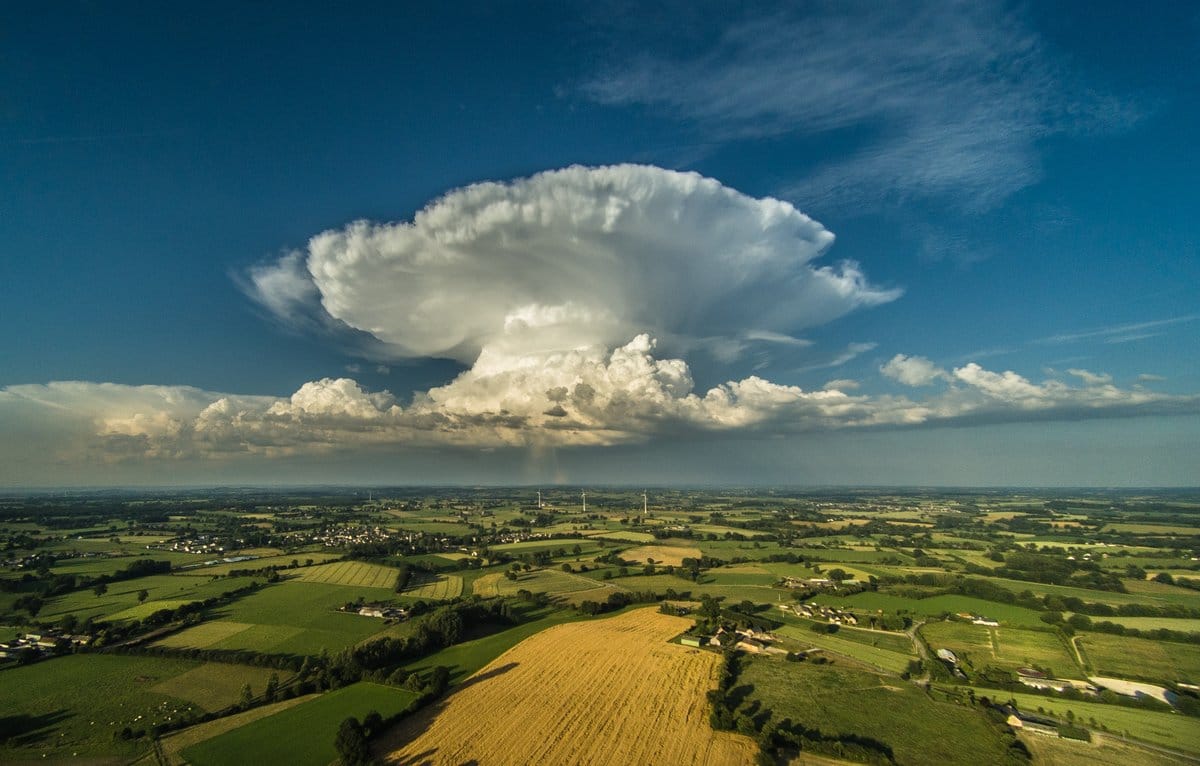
240, 683, 254, 708
264, 673, 280, 701
137, 589, 149, 604
334, 717, 370, 765
93, 583, 108, 598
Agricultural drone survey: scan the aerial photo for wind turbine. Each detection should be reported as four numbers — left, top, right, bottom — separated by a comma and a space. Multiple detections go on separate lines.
582, 490, 587, 514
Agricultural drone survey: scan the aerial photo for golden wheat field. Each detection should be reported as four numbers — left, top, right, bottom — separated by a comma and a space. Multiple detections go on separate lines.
293, 560, 397, 588
621, 543, 703, 567
379, 608, 756, 765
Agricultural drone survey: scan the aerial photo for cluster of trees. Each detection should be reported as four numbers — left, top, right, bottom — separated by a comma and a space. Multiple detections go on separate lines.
577, 590, 660, 616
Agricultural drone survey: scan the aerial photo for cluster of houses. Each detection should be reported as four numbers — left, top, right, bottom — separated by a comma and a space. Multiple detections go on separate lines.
343, 604, 408, 620
777, 602, 859, 625
780, 576, 859, 591
681, 627, 789, 655
306, 525, 396, 548
0, 631, 90, 660
146, 534, 227, 555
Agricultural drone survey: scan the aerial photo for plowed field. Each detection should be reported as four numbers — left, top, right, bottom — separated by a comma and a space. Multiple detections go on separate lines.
380, 608, 755, 765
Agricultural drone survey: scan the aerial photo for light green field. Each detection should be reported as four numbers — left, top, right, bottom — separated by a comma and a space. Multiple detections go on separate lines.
1079, 615, 1200, 632
40, 575, 258, 624
736, 657, 1014, 764
155, 620, 259, 649
583, 529, 655, 542
162, 581, 395, 656
401, 573, 464, 600
775, 624, 915, 673
0, 654, 272, 760
292, 560, 397, 588
775, 613, 916, 655
149, 662, 285, 710
813, 592, 1047, 627
1078, 632, 1200, 683
182, 683, 420, 766
1005, 691, 1200, 755
630, 573, 782, 602
920, 620, 1079, 676
176, 552, 342, 576
490, 537, 593, 553
1101, 523, 1200, 535
472, 568, 612, 598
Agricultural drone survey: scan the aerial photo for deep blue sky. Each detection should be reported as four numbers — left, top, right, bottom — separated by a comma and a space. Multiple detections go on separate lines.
2, 2, 1197, 486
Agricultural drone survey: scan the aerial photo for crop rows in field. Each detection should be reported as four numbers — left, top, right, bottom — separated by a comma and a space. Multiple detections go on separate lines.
472, 568, 615, 598
293, 560, 397, 589
401, 574, 464, 600
381, 609, 756, 765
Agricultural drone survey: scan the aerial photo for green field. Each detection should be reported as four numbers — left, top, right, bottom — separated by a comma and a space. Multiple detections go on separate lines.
401, 573, 464, 600
1077, 632, 1200, 683
734, 656, 1015, 765
812, 592, 1047, 627
472, 568, 613, 598
775, 623, 916, 673
1004, 691, 1200, 755
182, 683, 420, 766
920, 620, 1079, 677
158, 581, 395, 656
0, 654, 274, 760
293, 560, 397, 588
39, 575, 258, 624
176, 552, 343, 576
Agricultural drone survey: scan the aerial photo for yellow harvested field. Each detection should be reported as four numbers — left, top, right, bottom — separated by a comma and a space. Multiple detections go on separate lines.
380, 608, 756, 765
622, 544, 702, 567
292, 560, 397, 588
401, 574, 464, 600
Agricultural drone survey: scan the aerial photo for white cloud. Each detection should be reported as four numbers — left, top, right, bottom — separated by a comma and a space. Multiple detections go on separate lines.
881, 354, 948, 386
1067, 369, 1113, 386
583, 2, 1136, 211
4, 353, 1196, 476
249, 165, 899, 365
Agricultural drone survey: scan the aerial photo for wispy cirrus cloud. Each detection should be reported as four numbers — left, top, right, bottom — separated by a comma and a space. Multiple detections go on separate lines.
582, 1, 1138, 212
1034, 315, 1198, 346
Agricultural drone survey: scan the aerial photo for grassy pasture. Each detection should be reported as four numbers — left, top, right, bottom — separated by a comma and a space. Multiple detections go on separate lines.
0, 654, 271, 760
812, 592, 1046, 627
775, 624, 915, 673
182, 683, 420, 766
775, 612, 915, 655
400, 573, 464, 600
791, 547, 915, 564
1077, 632, 1200, 683
149, 663, 284, 710
174, 581, 395, 655
921, 620, 1080, 677
735, 656, 1014, 765
176, 552, 342, 576
628, 573, 782, 602
40, 575, 258, 624
583, 529, 655, 543
154, 620, 257, 649
1004, 691, 1200, 755
472, 568, 612, 598
292, 560, 397, 588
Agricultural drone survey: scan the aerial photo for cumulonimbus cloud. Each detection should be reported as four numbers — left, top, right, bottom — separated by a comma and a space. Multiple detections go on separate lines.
244, 164, 899, 363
